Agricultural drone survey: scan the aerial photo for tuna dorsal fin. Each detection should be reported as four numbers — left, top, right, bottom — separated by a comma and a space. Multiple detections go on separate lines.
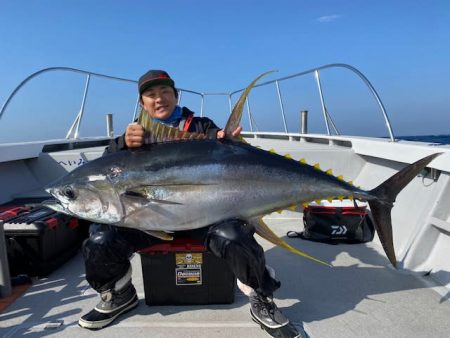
138, 109, 210, 143
250, 217, 331, 267
224, 71, 277, 139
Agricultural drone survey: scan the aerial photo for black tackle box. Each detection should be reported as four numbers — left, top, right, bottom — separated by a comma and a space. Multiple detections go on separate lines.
0, 202, 86, 277
140, 238, 236, 305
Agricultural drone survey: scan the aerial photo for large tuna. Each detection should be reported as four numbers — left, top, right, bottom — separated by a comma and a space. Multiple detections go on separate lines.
44, 72, 441, 268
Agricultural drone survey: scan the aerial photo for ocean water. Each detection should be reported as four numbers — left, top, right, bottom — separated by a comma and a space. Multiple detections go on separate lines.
397, 134, 450, 145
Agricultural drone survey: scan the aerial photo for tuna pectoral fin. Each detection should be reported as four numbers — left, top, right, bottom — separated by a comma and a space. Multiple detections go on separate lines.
143, 230, 173, 241
368, 152, 442, 268
250, 217, 331, 267
122, 190, 183, 205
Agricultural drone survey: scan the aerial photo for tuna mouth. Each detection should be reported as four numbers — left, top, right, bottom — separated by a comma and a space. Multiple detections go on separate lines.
41, 198, 70, 215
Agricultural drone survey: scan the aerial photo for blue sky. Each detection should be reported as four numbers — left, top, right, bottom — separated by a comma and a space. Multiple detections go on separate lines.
0, 0, 449, 141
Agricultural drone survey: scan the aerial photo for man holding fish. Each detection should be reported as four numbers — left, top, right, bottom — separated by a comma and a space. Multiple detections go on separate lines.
78, 69, 292, 333
45, 67, 436, 337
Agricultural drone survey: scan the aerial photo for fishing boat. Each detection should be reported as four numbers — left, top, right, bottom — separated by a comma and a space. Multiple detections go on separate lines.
1, 64, 449, 337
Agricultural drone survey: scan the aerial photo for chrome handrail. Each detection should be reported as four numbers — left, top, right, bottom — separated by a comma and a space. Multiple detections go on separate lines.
0, 67, 139, 140
0, 64, 395, 141
0, 67, 205, 137
65, 73, 91, 139
229, 63, 395, 141
0, 67, 137, 121
0, 220, 11, 298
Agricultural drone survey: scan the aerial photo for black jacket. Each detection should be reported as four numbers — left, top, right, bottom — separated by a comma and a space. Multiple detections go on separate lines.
104, 107, 220, 154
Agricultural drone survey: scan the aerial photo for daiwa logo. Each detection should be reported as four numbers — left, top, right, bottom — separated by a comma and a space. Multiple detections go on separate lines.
331, 225, 347, 235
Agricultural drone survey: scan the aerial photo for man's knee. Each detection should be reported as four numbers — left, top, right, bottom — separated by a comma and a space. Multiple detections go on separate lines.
83, 224, 133, 262
206, 219, 256, 258
208, 219, 255, 241
83, 224, 115, 253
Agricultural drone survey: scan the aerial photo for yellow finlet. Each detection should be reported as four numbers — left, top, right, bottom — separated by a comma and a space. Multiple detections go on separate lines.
269, 148, 276, 154
299, 158, 306, 164
315, 199, 321, 204
284, 154, 293, 159
337, 175, 344, 181
288, 204, 297, 211
348, 181, 353, 186
327, 197, 333, 202
302, 202, 309, 208
313, 163, 321, 170
338, 196, 345, 201
325, 169, 333, 175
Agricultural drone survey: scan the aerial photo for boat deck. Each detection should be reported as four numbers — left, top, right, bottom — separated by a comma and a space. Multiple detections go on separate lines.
2, 214, 450, 338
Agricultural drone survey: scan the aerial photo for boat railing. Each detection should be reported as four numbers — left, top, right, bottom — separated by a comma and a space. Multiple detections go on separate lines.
0, 64, 396, 142
226, 63, 395, 141
0, 67, 138, 140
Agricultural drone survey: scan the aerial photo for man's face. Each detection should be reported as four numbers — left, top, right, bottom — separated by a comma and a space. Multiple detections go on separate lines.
141, 85, 177, 120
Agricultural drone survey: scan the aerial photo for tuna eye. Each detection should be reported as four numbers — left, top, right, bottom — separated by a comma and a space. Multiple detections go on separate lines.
63, 186, 76, 200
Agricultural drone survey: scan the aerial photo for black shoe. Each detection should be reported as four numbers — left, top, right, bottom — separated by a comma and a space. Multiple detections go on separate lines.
78, 283, 139, 330
250, 293, 289, 329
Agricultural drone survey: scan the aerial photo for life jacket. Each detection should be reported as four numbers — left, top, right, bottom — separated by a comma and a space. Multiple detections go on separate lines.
178, 113, 194, 132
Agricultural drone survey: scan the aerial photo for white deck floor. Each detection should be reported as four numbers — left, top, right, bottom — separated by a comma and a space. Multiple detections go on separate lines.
2, 214, 450, 337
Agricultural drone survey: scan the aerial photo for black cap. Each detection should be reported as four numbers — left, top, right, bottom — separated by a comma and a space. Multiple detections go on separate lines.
138, 69, 176, 95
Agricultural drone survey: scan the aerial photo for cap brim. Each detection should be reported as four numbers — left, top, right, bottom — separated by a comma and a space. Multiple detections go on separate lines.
139, 79, 175, 94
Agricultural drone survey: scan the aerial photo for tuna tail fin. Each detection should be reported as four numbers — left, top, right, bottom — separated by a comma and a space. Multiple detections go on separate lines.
367, 153, 442, 268
224, 70, 277, 139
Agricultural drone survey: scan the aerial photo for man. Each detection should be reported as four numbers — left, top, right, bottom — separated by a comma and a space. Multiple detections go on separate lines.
78, 69, 290, 331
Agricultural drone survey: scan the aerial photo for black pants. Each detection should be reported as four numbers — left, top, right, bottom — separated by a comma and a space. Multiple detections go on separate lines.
82, 219, 280, 298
